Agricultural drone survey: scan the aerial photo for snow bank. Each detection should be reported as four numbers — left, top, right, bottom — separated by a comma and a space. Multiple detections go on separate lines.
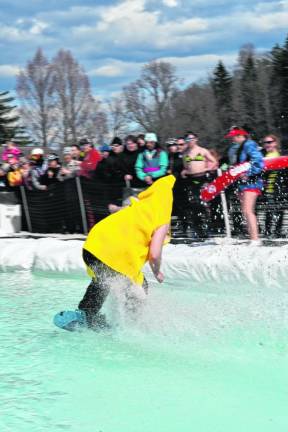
1, 238, 288, 290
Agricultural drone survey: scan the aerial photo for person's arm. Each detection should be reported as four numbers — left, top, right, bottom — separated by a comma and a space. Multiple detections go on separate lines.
204, 149, 218, 170
135, 153, 146, 181
246, 141, 264, 176
31, 169, 47, 190
150, 151, 169, 179
149, 224, 170, 283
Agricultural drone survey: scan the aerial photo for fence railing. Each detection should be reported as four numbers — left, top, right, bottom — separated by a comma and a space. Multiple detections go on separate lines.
1, 177, 288, 239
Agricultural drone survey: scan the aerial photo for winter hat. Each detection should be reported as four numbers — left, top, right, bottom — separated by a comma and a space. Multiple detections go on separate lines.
166, 138, 177, 147
145, 133, 157, 142
31, 148, 44, 156
100, 144, 111, 152
47, 153, 59, 161
110, 137, 123, 146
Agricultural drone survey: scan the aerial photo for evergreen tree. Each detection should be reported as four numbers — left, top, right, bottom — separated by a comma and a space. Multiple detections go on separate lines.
0, 91, 19, 144
238, 51, 267, 138
271, 37, 288, 138
211, 61, 233, 132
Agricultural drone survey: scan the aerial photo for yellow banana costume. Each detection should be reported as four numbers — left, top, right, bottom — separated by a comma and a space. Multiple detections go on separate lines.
84, 175, 175, 285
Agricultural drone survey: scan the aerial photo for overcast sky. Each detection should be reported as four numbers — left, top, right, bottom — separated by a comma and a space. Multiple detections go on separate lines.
0, 0, 288, 99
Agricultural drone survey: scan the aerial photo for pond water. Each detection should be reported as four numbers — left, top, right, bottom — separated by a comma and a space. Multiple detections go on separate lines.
1, 270, 288, 432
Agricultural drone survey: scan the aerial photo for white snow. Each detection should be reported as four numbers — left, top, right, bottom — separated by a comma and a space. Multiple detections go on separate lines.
1, 238, 288, 290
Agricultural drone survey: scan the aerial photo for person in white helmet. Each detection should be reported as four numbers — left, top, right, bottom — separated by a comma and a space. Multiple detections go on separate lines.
30, 148, 48, 191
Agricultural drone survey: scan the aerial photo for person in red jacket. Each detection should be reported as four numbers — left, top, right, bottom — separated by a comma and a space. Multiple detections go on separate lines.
79, 138, 102, 178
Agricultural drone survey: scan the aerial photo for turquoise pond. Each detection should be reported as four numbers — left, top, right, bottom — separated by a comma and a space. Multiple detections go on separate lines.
0, 270, 288, 432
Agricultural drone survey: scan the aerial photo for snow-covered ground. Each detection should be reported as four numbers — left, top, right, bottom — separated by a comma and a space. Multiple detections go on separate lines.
1, 236, 288, 291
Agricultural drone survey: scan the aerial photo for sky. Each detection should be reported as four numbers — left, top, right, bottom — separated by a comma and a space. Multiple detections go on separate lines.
0, 0, 288, 100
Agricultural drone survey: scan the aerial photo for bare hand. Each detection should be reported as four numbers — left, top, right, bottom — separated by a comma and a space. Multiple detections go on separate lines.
239, 173, 248, 181
181, 170, 187, 178
144, 176, 153, 185
155, 271, 164, 283
125, 174, 133, 181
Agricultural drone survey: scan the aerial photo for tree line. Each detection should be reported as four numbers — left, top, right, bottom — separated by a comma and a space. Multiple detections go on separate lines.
1, 34, 288, 153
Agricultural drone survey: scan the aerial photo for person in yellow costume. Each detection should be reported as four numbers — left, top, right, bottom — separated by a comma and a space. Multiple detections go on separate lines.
54, 175, 175, 331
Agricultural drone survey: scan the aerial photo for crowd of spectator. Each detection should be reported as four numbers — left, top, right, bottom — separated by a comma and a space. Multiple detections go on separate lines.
1, 130, 287, 239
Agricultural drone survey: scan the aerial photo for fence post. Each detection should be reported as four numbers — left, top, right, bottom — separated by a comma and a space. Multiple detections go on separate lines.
76, 177, 88, 235
217, 169, 232, 238
20, 186, 32, 232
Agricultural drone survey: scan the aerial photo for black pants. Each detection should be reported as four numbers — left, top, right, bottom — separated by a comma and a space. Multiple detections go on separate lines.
79, 249, 148, 325
264, 194, 284, 237
182, 175, 210, 237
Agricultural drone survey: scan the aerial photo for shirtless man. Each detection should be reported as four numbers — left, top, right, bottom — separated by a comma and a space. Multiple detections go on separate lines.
181, 132, 217, 238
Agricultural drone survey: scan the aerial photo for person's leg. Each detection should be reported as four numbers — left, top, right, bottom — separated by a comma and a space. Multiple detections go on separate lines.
240, 191, 259, 240
264, 195, 273, 236
78, 250, 112, 326
78, 278, 110, 325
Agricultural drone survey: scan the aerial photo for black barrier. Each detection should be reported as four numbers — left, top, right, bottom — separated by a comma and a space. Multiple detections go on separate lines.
20, 179, 83, 233
2, 176, 288, 238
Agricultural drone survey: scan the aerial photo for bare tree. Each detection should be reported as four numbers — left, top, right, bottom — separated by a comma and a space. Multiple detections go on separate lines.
107, 95, 129, 137
79, 98, 108, 145
16, 48, 57, 148
123, 60, 179, 141
171, 83, 221, 147
51, 49, 104, 146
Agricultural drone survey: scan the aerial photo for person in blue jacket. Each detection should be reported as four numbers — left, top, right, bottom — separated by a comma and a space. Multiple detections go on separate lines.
135, 133, 168, 186
225, 127, 264, 245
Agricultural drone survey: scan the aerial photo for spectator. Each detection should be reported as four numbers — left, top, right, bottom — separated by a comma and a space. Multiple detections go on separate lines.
0, 164, 9, 188
177, 137, 188, 154
180, 132, 218, 238
181, 132, 218, 178
166, 138, 183, 177
137, 134, 146, 151
30, 148, 48, 191
95, 137, 124, 183
71, 144, 84, 161
135, 133, 168, 186
6, 155, 22, 187
79, 138, 102, 179
20, 158, 33, 190
59, 147, 81, 180
262, 134, 284, 237
99, 144, 111, 159
41, 153, 62, 187
1, 140, 22, 162
121, 135, 143, 188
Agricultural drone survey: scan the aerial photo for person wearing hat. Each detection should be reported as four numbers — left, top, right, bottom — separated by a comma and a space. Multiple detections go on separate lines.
99, 144, 111, 159
135, 133, 169, 185
53, 175, 175, 331
41, 153, 62, 187
59, 147, 81, 180
79, 138, 101, 179
225, 127, 264, 245
30, 148, 48, 191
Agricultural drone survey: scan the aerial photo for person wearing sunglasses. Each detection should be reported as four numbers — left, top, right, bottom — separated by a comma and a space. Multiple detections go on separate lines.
262, 134, 284, 238
225, 127, 264, 245
180, 132, 217, 238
